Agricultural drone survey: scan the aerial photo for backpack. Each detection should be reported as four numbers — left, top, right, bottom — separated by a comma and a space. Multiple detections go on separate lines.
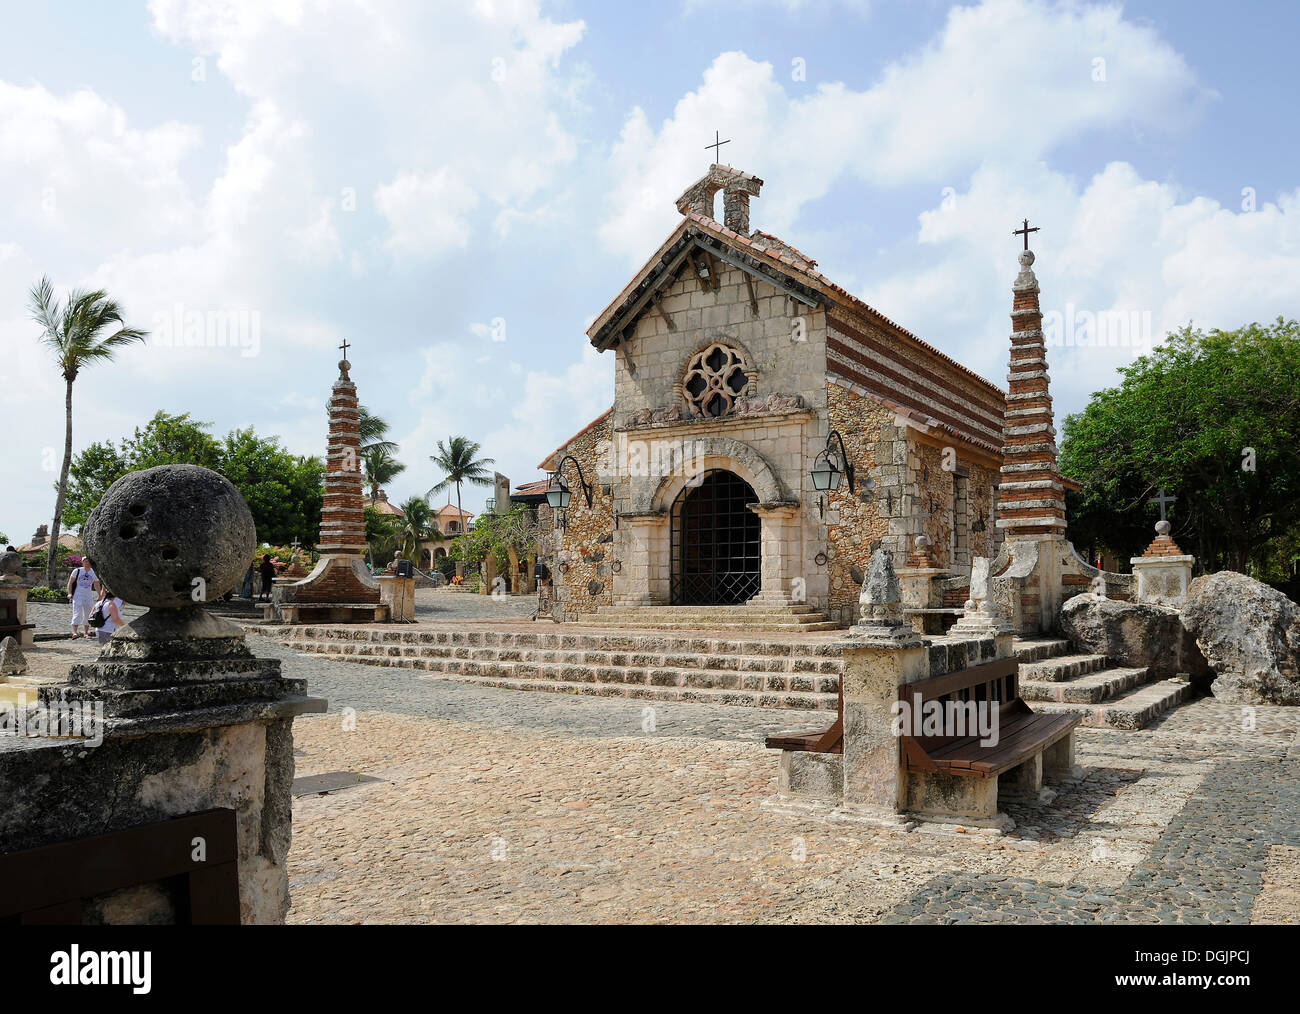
89, 599, 109, 629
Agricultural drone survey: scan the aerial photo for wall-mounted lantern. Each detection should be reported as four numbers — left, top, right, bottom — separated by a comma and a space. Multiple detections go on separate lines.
547, 454, 593, 527
811, 430, 856, 518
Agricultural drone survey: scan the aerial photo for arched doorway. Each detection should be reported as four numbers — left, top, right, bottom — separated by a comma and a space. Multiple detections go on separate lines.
671, 469, 760, 605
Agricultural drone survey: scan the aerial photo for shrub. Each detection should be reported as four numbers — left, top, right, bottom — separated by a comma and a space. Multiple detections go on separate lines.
27, 586, 68, 603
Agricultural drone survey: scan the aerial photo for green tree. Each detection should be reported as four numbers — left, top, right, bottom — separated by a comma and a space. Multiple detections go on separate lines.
362, 445, 406, 500
1060, 318, 1300, 577
363, 505, 401, 569
426, 436, 495, 553
60, 412, 322, 547
219, 428, 323, 546
357, 405, 398, 455
28, 276, 147, 588
394, 495, 436, 563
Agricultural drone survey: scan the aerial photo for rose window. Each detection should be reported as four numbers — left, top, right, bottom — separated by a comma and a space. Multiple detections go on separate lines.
683, 344, 750, 418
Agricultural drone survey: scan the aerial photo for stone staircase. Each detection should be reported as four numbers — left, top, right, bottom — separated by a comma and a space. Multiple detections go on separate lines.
248, 625, 841, 710
244, 624, 1193, 726
575, 603, 840, 632
1012, 636, 1193, 730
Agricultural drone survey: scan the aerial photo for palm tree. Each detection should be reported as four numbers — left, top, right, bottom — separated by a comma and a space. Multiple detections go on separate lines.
427, 436, 495, 547
362, 445, 406, 501
358, 405, 398, 455
396, 495, 437, 564
28, 276, 147, 589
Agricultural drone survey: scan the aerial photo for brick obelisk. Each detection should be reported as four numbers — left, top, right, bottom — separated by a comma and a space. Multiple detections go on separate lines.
996, 246, 1068, 542
265, 346, 386, 622
318, 355, 368, 554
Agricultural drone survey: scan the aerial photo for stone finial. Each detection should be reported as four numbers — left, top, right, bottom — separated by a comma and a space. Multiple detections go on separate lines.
0, 635, 27, 675
853, 548, 913, 641
905, 534, 938, 569
1156, 519, 1171, 535
0, 550, 23, 586
82, 464, 256, 658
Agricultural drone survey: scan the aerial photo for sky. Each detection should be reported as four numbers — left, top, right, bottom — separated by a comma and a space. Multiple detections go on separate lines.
1, 0, 1297, 545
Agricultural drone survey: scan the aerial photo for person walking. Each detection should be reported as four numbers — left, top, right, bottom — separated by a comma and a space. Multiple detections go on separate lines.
66, 557, 98, 638
92, 586, 125, 646
258, 554, 276, 601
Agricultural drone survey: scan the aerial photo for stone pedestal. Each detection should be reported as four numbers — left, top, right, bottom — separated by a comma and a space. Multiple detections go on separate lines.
378, 574, 416, 622
1130, 520, 1194, 608
0, 586, 34, 648
840, 629, 928, 813
0, 464, 326, 925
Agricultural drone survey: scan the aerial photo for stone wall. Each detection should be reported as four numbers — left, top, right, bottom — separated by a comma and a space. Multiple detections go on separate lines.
824, 381, 895, 623
550, 413, 615, 617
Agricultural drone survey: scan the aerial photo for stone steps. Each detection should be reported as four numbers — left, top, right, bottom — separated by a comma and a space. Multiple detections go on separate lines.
1010, 635, 1193, 729
1019, 652, 1109, 683
1020, 665, 1149, 704
577, 604, 838, 631
1012, 637, 1072, 662
292, 649, 838, 709
252, 625, 843, 711
1033, 679, 1194, 731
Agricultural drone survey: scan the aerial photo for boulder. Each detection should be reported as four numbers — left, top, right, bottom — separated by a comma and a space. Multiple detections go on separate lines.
1181, 571, 1300, 705
0, 636, 27, 675
1059, 594, 1210, 687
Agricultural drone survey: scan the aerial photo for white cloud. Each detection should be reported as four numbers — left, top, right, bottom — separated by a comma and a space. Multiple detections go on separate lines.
600, 0, 1208, 261
864, 161, 1300, 414
375, 169, 479, 255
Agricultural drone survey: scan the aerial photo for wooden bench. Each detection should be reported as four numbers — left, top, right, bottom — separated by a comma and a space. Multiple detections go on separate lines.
898, 656, 1080, 779
766, 653, 1081, 821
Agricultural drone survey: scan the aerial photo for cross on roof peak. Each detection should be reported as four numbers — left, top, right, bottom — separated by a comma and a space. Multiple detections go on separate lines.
1013, 218, 1040, 251
705, 130, 730, 163
338, 338, 350, 359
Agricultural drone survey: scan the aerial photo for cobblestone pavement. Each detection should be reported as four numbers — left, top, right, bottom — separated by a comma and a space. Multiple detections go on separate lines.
10, 613, 1299, 924
270, 642, 1300, 924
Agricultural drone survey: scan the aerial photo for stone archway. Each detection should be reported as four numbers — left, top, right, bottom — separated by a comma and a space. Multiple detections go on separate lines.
614, 436, 799, 608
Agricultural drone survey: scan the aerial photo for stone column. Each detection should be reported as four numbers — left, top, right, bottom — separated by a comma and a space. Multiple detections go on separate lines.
0, 464, 325, 924
614, 513, 663, 606
748, 502, 800, 606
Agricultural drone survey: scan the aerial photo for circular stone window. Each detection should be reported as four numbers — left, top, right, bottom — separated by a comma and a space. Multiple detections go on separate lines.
683, 343, 750, 418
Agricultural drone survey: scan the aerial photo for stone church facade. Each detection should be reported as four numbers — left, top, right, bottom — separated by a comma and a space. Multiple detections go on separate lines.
540, 164, 1008, 625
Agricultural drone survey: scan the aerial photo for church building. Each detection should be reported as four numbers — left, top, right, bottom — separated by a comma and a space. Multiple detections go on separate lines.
537, 163, 1014, 626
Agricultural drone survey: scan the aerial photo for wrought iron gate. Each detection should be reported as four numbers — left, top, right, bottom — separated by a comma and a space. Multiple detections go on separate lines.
671, 469, 761, 605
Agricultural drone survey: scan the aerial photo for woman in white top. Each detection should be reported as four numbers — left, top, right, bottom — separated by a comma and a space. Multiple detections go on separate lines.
95, 587, 125, 645
67, 558, 99, 638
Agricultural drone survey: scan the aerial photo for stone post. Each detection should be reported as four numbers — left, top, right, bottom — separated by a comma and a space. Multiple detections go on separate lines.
0, 465, 325, 924
378, 572, 416, 621
839, 549, 929, 819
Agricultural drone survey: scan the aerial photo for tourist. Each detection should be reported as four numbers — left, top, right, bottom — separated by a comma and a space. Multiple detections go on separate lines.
258, 554, 276, 601
66, 557, 99, 638
92, 586, 125, 646
240, 561, 255, 600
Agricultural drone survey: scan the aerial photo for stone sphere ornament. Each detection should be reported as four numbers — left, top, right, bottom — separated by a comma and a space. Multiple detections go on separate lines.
83, 464, 256, 610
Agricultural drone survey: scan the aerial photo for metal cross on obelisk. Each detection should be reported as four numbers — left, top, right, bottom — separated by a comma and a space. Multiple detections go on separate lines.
1013, 218, 1040, 250
705, 130, 731, 163
339, 338, 350, 360
1148, 488, 1176, 521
